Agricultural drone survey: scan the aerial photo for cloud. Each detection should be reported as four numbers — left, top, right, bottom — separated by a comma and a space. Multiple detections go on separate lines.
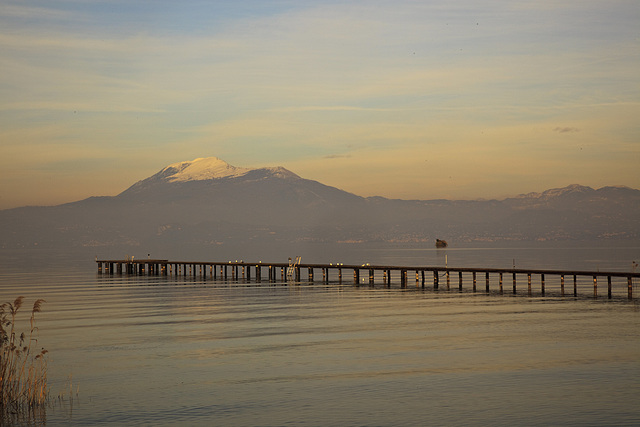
0, 4, 76, 20
323, 154, 352, 159
1, 0, 639, 208
270, 106, 394, 113
553, 127, 580, 133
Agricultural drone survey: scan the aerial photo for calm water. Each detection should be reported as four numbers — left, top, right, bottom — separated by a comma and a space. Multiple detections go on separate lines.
1, 243, 639, 426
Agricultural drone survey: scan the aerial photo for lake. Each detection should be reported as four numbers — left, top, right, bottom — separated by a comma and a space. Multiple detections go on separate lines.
1, 242, 639, 426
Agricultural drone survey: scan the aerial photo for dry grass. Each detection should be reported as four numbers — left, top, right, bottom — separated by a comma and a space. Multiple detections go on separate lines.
1, 297, 49, 421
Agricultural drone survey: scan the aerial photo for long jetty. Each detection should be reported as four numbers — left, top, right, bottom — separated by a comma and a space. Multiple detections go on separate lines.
96, 259, 639, 300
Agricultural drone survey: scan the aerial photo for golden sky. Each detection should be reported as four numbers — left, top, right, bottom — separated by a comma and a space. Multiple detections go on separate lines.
1, 1, 639, 208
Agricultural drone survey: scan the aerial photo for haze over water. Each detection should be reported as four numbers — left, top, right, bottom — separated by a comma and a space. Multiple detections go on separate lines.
1, 243, 639, 426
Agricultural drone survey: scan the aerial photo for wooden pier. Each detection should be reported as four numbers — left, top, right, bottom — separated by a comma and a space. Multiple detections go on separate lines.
96, 259, 639, 300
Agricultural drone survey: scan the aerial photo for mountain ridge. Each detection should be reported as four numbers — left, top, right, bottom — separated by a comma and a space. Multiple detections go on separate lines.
119, 157, 303, 198
1, 157, 638, 261
115, 157, 636, 204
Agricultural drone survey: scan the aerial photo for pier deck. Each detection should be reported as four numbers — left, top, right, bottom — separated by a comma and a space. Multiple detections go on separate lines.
96, 259, 639, 300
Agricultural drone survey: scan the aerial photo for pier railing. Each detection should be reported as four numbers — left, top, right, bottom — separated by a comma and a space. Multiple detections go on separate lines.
96, 259, 639, 300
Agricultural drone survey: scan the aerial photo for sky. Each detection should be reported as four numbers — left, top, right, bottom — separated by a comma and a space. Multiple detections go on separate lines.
1, 0, 639, 209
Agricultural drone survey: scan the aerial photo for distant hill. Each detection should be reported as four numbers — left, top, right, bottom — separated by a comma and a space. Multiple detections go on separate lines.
1, 157, 639, 261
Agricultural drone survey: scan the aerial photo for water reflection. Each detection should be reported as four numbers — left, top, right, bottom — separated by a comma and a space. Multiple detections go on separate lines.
1, 407, 47, 427
0, 244, 638, 426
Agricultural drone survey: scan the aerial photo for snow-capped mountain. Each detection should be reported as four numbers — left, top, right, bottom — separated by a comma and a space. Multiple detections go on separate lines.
154, 157, 300, 182
162, 157, 252, 182
119, 157, 302, 198
515, 184, 595, 200
1, 156, 638, 260
505, 184, 640, 212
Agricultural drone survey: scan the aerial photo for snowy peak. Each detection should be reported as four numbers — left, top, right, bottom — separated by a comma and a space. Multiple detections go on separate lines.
162, 157, 251, 182
504, 184, 640, 213
515, 184, 595, 200
118, 156, 302, 197
157, 158, 300, 182
259, 166, 300, 180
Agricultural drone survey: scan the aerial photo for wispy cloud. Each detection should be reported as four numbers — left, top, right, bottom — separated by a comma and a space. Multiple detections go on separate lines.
553, 127, 580, 133
270, 106, 396, 113
0, 0, 639, 208
0, 4, 76, 20
323, 154, 352, 159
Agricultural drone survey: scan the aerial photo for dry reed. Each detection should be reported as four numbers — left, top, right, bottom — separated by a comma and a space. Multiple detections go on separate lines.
1, 296, 49, 421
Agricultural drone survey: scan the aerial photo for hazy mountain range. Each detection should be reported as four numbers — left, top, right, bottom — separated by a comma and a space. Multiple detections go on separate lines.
1, 157, 639, 261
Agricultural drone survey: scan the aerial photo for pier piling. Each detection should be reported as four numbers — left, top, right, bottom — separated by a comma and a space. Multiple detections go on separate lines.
96, 259, 639, 300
